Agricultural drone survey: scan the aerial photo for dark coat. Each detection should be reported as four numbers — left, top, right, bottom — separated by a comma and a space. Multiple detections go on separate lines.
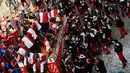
87, 33, 98, 44
74, 59, 86, 73
115, 16, 124, 28
94, 1, 102, 10
114, 42, 123, 53
21, 0, 25, 2
85, 63, 93, 73
96, 60, 107, 73
35, 0, 42, 6
92, 20, 99, 30
102, 25, 111, 37
99, 33, 107, 43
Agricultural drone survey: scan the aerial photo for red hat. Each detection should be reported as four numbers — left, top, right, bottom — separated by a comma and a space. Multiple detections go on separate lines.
41, 55, 46, 61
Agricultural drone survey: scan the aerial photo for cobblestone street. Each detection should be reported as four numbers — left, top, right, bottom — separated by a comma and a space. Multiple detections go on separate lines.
83, 0, 130, 72
102, 16, 130, 73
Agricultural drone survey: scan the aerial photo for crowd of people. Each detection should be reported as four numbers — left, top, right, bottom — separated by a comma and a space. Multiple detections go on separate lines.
0, 0, 130, 73
0, 0, 64, 73
62, 0, 129, 73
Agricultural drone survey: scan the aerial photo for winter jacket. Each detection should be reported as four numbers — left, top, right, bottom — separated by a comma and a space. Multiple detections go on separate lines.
114, 42, 123, 53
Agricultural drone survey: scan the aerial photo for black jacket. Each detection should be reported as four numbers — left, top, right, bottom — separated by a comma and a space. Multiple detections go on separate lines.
114, 42, 123, 53
96, 60, 107, 73
99, 33, 107, 43
115, 16, 124, 28
85, 63, 93, 73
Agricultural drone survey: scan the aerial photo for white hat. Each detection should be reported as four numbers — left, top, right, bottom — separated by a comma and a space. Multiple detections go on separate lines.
88, 7, 91, 11
72, 24, 76, 27
80, 32, 85, 36
85, 19, 88, 21
79, 54, 86, 59
116, 43, 119, 46
72, 16, 76, 19
93, 16, 97, 20
72, 37, 75, 41
103, 33, 106, 39
69, 46, 72, 49
90, 33, 95, 37
120, 0, 124, 2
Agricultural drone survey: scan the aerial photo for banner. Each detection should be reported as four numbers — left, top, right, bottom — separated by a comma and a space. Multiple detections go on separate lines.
54, 15, 67, 58
48, 15, 67, 73
47, 57, 60, 73
55, 41, 63, 72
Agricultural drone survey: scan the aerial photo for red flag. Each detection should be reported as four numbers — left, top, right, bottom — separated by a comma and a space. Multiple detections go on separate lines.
39, 12, 49, 23
27, 28, 38, 40
48, 9, 59, 19
43, 37, 51, 52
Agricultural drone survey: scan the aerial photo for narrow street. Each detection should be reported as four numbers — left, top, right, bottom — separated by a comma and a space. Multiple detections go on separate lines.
102, 16, 130, 73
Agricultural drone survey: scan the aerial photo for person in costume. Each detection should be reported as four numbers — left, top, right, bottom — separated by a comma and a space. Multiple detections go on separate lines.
112, 40, 127, 68
115, 15, 128, 38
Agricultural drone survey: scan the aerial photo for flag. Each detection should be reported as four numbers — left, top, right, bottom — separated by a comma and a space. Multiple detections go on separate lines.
49, 22, 57, 29
48, 9, 59, 19
43, 37, 51, 53
39, 12, 49, 23
22, 35, 34, 49
32, 21, 42, 30
18, 44, 30, 56
27, 28, 38, 40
